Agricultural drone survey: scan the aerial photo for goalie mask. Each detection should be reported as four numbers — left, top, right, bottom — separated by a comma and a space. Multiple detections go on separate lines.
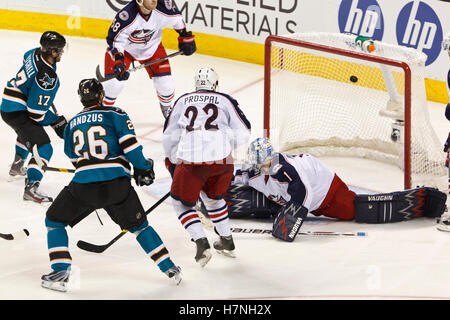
248, 138, 274, 167
195, 67, 219, 91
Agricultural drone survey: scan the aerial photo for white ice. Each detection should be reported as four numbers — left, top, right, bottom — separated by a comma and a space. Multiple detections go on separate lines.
0, 30, 450, 300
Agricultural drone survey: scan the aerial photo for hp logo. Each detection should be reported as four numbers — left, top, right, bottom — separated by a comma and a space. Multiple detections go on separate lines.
338, 0, 384, 40
396, 1, 443, 66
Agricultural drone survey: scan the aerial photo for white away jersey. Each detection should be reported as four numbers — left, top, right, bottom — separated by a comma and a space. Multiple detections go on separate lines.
162, 90, 251, 163
107, 1, 186, 60
234, 153, 335, 212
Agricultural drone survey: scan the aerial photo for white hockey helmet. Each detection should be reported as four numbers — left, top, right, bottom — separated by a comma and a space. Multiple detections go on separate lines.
136, 0, 144, 6
247, 138, 274, 167
195, 67, 219, 91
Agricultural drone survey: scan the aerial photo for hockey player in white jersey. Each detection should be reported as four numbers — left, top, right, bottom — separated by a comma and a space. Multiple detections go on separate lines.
228, 138, 447, 242
162, 67, 251, 266
102, 0, 196, 118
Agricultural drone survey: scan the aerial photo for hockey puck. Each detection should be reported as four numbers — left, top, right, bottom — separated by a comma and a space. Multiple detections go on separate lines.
350, 75, 358, 83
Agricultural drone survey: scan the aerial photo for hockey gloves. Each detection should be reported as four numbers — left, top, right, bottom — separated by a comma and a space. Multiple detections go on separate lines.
272, 201, 308, 242
133, 158, 155, 186
113, 52, 129, 81
178, 29, 196, 56
51, 115, 68, 139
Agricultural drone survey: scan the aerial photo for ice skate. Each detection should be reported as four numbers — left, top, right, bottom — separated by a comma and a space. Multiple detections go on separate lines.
8, 156, 26, 179
164, 265, 182, 285
213, 235, 236, 258
24, 181, 53, 203
41, 269, 70, 292
194, 237, 212, 267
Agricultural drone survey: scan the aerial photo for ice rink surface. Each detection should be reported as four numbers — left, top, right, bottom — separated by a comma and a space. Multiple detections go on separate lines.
0, 30, 450, 301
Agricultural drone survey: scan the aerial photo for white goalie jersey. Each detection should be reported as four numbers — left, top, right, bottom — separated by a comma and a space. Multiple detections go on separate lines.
162, 90, 251, 164
233, 153, 335, 212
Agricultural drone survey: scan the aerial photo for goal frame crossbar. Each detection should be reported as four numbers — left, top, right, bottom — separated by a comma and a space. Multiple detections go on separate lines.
263, 35, 412, 189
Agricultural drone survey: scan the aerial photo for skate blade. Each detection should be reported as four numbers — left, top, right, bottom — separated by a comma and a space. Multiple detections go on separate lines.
196, 249, 212, 268
216, 249, 236, 258
41, 280, 68, 292
172, 274, 182, 286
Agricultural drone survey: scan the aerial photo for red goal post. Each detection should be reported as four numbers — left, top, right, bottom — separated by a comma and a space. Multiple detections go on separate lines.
263, 33, 445, 190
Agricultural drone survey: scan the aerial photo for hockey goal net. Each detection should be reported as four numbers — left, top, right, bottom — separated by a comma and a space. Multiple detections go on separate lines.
264, 32, 445, 190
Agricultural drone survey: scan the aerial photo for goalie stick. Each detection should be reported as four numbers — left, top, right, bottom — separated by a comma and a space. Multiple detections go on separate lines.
0, 229, 30, 240
76, 191, 170, 253
197, 210, 367, 237
95, 50, 183, 83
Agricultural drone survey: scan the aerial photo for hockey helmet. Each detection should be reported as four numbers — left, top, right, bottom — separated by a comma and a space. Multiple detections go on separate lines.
195, 67, 219, 91
78, 78, 104, 107
40, 31, 66, 54
247, 138, 274, 167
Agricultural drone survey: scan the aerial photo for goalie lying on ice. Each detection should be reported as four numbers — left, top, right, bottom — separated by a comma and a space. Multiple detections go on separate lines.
216, 138, 447, 242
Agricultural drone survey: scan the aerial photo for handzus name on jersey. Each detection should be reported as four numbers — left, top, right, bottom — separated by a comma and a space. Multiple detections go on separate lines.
184, 94, 220, 105
368, 195, 393, 201
70, 114, 104, 129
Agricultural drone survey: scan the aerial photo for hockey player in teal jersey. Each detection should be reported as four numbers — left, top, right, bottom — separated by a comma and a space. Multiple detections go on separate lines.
0, 31, 68, 203
41, 78, 181, 292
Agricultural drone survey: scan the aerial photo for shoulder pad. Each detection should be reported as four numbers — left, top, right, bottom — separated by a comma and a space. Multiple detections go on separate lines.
34, 54, 58, 90
156, 0, 181, 15
79, 106, 128, 115
116, 2, 138, 22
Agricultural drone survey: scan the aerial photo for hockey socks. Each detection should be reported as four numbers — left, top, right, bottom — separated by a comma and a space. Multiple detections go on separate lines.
45, 218, 72, 272
27, 143, 53, 183
130, 221, 174, 273
173, 200, 206, 241
203, 199, 232, 237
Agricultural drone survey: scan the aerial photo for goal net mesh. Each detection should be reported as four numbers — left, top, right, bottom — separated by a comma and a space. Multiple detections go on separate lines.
266, 32, 445, 189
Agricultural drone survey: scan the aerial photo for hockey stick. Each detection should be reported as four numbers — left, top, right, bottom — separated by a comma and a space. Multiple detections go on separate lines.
96, 50, 184, 83
230, 227, 367, 237
32, 145, 75, 173
0, 229, 30, 240
197, 210, 367, 237
76, 191, 171, 253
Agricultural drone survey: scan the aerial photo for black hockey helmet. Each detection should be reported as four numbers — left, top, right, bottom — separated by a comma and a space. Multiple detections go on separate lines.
78, 78, 104, 107
40, 31, 66, 54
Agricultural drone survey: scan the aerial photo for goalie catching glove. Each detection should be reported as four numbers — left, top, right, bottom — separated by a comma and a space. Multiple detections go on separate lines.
272, 201, 308, 242
133, 158, 155, 186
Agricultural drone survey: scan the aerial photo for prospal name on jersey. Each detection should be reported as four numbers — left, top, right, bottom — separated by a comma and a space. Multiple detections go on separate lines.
367, 195, 394, 201
183, 94, 220, 105
69, 113, 104, 129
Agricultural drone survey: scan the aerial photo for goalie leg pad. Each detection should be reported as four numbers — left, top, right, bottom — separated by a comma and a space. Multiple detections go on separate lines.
224, 185, 281, 219
423, 187, 447, 218
354, 187, 447, 223
272, 202, 308, 242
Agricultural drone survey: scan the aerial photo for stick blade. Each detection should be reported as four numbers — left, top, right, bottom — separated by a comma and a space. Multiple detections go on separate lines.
95, 65, 107, 82
76, 240, 107, 253
0, 229, 30, 240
